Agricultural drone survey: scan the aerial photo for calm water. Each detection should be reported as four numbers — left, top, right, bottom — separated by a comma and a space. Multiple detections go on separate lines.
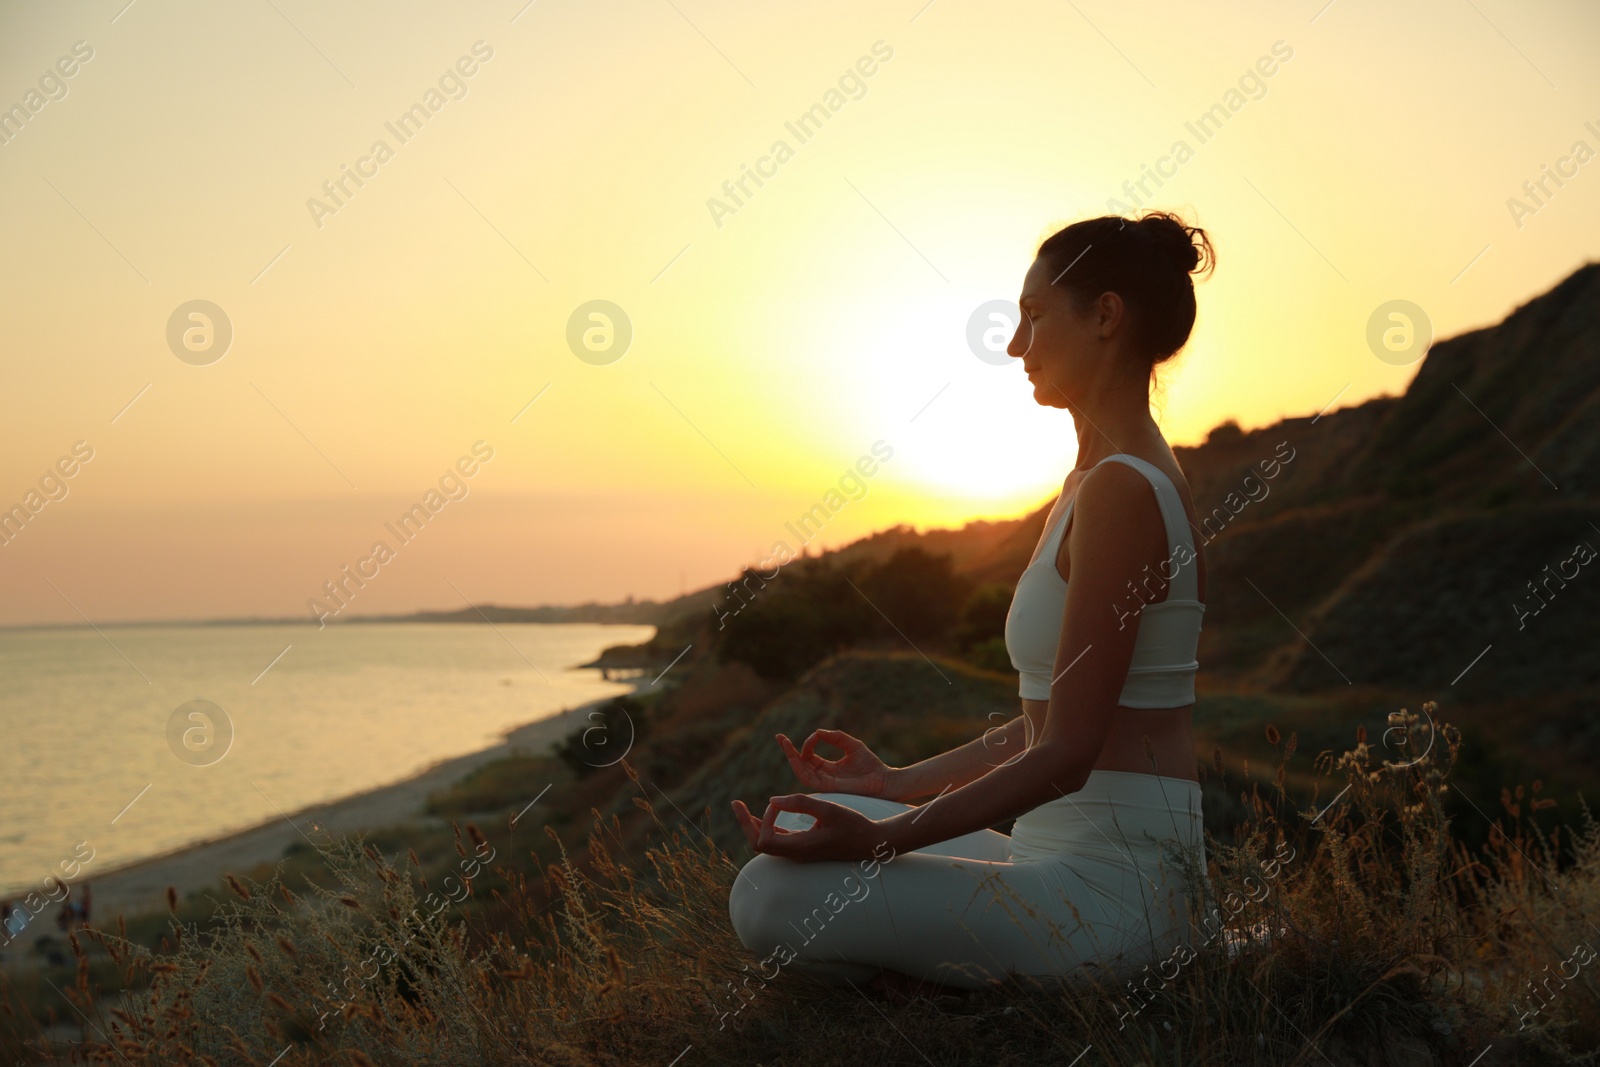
0, 622, 655, 895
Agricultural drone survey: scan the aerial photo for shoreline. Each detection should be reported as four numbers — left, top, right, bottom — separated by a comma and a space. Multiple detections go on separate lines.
2, 676, 650, 952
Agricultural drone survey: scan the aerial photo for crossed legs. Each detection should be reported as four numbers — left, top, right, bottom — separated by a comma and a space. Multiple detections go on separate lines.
727, 792, 1130, 990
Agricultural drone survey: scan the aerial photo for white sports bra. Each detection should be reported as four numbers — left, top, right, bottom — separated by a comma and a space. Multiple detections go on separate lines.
1003, 453, 1205, 707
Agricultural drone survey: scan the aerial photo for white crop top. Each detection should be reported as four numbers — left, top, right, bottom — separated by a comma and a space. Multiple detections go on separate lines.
1003, 454, 1205, 707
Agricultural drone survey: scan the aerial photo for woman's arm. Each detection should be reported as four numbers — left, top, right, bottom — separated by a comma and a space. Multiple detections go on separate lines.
877, 462, 1167, 855
881, 714, 1031, 801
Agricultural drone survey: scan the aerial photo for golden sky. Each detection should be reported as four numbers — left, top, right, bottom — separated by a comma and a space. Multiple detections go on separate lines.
1, 0, 1596, 625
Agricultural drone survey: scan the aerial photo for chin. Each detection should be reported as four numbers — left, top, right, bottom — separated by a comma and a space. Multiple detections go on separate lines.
1030, 381, 1069, 409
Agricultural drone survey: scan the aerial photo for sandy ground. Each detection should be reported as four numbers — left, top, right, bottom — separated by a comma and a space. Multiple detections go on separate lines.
1, 679, 646, 967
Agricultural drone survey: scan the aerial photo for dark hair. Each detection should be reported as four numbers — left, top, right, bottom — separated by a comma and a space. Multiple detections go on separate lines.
1036, 210, 1215, 383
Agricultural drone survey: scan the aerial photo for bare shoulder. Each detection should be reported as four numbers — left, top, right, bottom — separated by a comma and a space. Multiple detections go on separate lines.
1055, 457, 1165, 581
1076, 456, 1165, 509
1071, 459, 1166, 533
1121, 449, 1199, 512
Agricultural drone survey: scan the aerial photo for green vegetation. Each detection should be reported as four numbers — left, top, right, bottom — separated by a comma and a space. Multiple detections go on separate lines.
550, 696, 651, 780
425, 755, 572, 818
5, 512, 1595, 1063
715, 546, 987, 683
5, 673, 1597, 1065
9, 263, 1600, 1062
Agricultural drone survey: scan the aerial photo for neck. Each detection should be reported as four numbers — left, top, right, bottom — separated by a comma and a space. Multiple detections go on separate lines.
1071, 382, 1158, 468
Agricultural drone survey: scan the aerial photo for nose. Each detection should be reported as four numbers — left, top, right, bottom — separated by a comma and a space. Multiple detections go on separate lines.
1007, 315, 1032, 360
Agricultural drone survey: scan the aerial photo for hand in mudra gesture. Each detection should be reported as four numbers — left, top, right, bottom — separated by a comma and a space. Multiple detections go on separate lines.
729, 793, 883, 863
776, 728, 893, 798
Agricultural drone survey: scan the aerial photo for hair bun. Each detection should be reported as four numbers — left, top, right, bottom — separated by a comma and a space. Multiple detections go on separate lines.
1035, 210, 1216, 374
1137, 212, 1212, 276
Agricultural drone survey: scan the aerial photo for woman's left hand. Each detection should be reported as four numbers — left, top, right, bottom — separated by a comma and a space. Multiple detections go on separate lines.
730, 795, 889, 863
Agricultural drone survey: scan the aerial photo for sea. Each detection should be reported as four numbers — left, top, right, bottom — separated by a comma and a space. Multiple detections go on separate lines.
0, 622, 656, 897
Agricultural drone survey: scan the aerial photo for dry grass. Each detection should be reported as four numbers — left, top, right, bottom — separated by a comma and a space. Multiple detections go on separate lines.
5, 701, 1598, 1066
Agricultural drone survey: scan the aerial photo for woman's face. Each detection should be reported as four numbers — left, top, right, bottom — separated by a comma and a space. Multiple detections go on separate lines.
1007, 256, 1127, 410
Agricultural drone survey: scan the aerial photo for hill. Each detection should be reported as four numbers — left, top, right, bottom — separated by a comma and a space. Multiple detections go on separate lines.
12, 262, 1600, 1065
581, 261, 1600, 709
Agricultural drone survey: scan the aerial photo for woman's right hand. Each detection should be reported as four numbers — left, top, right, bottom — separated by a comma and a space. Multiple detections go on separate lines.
776, 729, 894, 799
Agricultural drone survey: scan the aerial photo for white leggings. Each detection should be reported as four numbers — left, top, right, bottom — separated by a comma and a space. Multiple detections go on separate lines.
727, 770, 1207, 990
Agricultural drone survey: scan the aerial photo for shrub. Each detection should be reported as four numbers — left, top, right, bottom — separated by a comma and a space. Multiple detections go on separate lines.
716, 549, 969, 682
952, 581, 1014, 652
426, 754, 570, 817
854, 546, 970, 642
552, 695, 648, 779
12, 700, 1600, 1065
715, 560, 877, 682
961, 634, 1015, 675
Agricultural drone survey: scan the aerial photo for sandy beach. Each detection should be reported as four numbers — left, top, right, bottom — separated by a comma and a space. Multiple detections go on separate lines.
1, 678, 646, 964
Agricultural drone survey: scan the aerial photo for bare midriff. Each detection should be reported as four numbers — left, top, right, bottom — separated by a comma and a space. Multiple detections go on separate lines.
1020, 697, 1199, 783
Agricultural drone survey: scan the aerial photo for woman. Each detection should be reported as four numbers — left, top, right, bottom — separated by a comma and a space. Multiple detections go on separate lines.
728, 211, 1216, 991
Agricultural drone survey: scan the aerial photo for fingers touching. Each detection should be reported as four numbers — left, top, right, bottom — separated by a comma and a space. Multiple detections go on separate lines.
800, 728, 850, 762
730, 794, 820, 853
